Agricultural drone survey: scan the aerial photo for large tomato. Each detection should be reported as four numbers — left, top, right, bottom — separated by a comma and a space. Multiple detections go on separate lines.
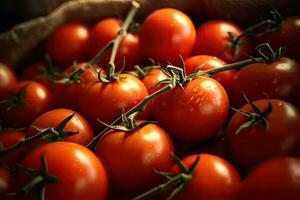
0, 62, 17, 98
78, 73, 149, 131
45, 23, 90, 66
231, 57, 300, 107
95, 122, 174, 194
139, 8, 196, 66
0, 81, 52, 128
239, 157, 300, 200
225, 99, 300, 172
88, 18, 142, 70
0, 166, 15, 199
27, 109, 95, 146
18, 142, 108, 200
193, 20, 252, 63
152, 76, 229, 142
167, 154, 240, 200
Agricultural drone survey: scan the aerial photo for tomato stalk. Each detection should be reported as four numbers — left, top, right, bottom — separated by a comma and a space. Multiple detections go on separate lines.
0, 113, 77, 158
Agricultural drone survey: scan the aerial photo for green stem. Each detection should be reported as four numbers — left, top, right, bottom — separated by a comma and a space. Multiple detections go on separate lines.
106, 0, 140, 80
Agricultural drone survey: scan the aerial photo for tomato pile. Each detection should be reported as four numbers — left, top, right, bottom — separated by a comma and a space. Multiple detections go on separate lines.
1, 1, 300, 200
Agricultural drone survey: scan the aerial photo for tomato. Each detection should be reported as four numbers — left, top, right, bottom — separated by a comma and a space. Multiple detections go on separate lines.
139, 8, 196, 66
88, 18, 142, 70
167, 154, 240, 200
152, 76, 229, 142
255, 16, 300, 60
95, 122, 174, 194
230, 57, 300, 107
19, 142, 108, 200
184, 55, 237, 94
225, 99, 300, 172
0, 63, 17, 98
0, 131, 26, 166
45, 23, 90, 66
53, 63, 102, 110
0, 81, 52, 128
78, 73, 149, 131
141, 68, 169, 95
193, 20, 252, 63
0, 166, 15, 199
27, 109, 95, 146
239, 157, 300, 200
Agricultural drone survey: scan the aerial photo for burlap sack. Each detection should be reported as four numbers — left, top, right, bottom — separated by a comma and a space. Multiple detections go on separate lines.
0, 0, 299, 68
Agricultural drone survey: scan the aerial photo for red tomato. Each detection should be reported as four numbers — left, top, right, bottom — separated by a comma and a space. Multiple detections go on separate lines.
231, 57, 300, 107
141, 68, 169, 95
140, 8, 196, 66
53, 63, 102, 110
0, 166, 15, 199
225, 99, 300, 172
0, 131, 26, 166
78, 73, 149, 131
96, 122, 174, 194
19, 142, 108, 200
255, 16, 300, 60
88, 18, 142, 70
27, 109, 95, 146
239, 157, 300, 200
152, 76, 229, 142
184, 55, 237, 94
193, 20, 252, 63
0, 63, 17, 98
168, 154, 240, 200
45, 23, 90, 66
0, 81, 52, 128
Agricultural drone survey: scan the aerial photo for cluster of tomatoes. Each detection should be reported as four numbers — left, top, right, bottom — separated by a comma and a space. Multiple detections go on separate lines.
1, 2, 300, 200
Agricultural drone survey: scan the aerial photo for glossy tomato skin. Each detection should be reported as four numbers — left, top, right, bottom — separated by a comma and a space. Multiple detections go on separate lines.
27, 109, 95, 146
141, 68, 169, 95
168, 154, 240, 200
239, 157, 300, 200
231, 57, 300, 107
152, 76, 229, 142
96, 122, 174, 194
19, 142, 108, 200
53, 63, 102, 110
0, 81, 52, 128
0, 167, 15, 199
226, 99, 300, 172
0, 131, 26, 166
88, 18, 142, 70
140, 8, 196, 66
184, 55, 237, 94
45, 23, 90, 66
255, 16, 300, 60
193, 20, 252, 63
0, 63, 17, 98
78, 73, 149, 131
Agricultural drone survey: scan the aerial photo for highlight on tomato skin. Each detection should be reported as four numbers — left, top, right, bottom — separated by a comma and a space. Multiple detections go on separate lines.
0, 62, 18, 98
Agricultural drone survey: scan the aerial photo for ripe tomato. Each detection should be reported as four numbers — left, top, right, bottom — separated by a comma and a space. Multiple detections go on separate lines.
168, 154, 240, 200
78, 73, 149, 131
45, 23, 90, 66
231, 57, 300, 107
225, 99, 300, 172
0, 81, 52, 128
53, 63, 102, 110
0, 63, 17, 98
141, 68, 169, 95
139, 8, 196, 66
27, 109, 95, 146
0, 131, 26, 166
19, 142, 108, 200
88, 18, 142, 70
0, 166, 15, 199
193, 20, 252, 63
95, 122, 174, 194
239, 157, 300, 200
184, 55, 237, 94
255, 16, 300, 60
152, 76, 229, 142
